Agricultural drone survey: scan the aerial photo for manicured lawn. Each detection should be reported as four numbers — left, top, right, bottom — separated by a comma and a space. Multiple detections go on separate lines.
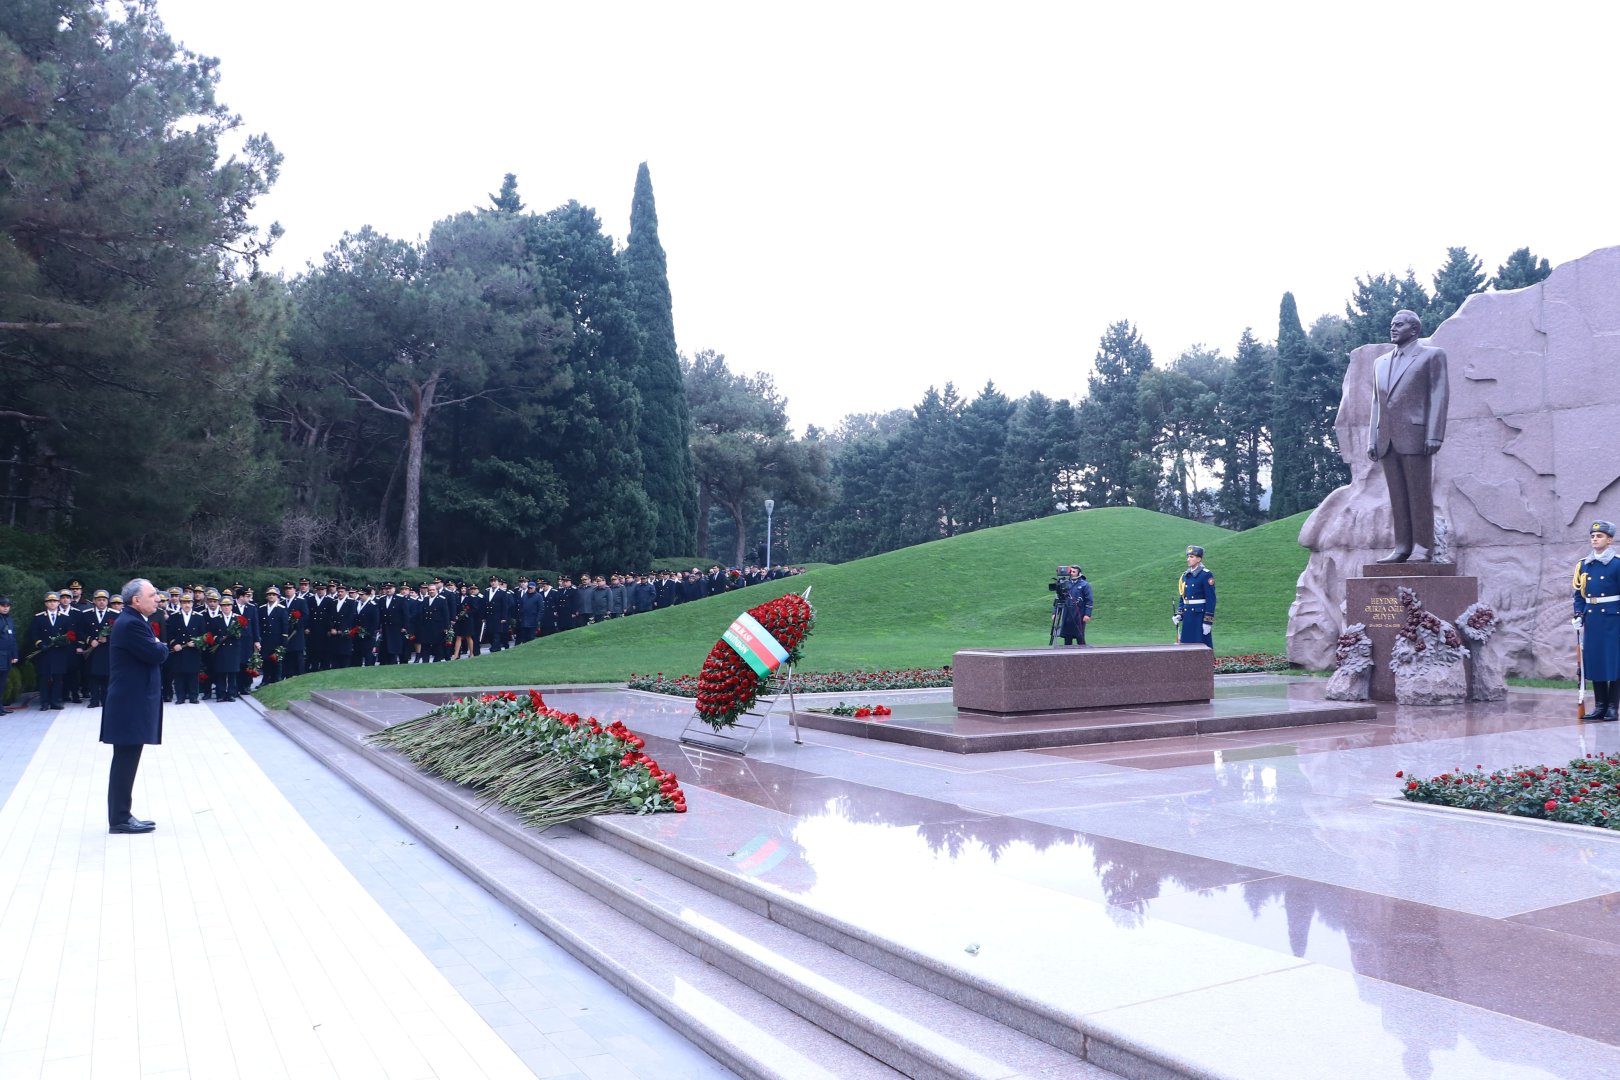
256, 507, 1311, 709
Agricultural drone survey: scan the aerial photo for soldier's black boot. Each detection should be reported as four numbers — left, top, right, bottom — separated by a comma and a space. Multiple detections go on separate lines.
1604, 682, 1618, 721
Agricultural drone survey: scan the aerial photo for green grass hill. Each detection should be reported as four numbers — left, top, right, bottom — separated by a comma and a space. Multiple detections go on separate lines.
255, 507, 1312, 708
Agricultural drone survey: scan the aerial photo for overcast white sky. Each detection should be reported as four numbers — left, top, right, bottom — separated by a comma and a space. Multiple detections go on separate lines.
154, 0, 1619, 433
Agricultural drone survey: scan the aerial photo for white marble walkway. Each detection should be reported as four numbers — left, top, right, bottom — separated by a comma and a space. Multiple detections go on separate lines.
0, 702, 540, 1079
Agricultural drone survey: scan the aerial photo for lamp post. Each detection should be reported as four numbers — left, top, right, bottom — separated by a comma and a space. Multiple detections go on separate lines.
764, 498, 775, 571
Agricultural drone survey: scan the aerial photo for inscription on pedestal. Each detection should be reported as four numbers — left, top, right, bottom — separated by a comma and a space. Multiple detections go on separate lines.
1344, 574, 1479, 701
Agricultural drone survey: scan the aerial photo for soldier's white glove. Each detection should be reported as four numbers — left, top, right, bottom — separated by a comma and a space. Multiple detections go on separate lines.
1573, 616, 1584, 628
1203, 624, 1212, 636
1172, 614, 1182, 625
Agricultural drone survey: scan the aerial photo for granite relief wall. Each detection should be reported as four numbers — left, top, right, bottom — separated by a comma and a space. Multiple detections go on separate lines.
1288, 245, 1620, 678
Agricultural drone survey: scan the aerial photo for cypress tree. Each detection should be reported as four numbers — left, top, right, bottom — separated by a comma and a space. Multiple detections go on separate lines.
620, 163, 699, 556
1270, 293, 1349, 518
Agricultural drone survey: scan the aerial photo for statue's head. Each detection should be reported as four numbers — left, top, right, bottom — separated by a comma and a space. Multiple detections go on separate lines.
1390, 309, 1422, 346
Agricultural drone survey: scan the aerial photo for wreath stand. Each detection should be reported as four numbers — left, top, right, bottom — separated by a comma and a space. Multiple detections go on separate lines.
679, 664, 805, 755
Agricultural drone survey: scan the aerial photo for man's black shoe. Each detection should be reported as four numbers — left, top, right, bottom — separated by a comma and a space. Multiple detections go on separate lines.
109, 817, 156, 834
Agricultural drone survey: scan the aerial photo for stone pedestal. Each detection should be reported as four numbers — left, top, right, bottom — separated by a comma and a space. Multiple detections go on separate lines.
952, 645, 1213, 715
1344, 563, 1479, 701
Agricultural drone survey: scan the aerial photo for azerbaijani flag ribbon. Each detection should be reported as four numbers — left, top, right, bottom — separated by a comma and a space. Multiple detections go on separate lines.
721, 611, 791, 678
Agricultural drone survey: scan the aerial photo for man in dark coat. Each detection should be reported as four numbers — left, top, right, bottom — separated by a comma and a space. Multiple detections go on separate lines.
29, 591, 74, 710
103, 579, 166, 834
518, 580, 542, 643
78, 589, 117, 707
1052, 566, 1093, 647
376, 583, 404, 665
256, 588, 289, 685
208, 595, 245, 702
356, 586, 380, 666
283, 585, 310, 678
484, 577, 511, 651
165, 593, 205, 703
421, 582, 452, 661
0, 596, 18, 714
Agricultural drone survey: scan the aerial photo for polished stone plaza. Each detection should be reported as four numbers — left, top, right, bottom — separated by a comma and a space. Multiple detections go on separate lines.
3, 676, 1619, 1078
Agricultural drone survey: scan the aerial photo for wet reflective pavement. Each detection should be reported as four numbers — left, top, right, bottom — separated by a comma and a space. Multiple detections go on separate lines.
336, 679, 1620, 1078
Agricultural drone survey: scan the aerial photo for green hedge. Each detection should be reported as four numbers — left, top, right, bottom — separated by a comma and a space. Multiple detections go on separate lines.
0, 564, 53, 610
4, 659, 35, 706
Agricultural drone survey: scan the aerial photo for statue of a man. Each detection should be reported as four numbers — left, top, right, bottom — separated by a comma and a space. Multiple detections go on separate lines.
1368, 309, 1449, 562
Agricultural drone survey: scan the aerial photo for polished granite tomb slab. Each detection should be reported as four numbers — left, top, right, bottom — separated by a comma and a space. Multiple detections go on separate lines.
954, 643, 1214, 713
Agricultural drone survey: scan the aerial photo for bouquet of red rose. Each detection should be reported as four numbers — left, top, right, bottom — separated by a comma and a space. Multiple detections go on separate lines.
443, 627, 455, 646
271, 644, 286, 664
347, 625, 369, 639
245, 646, 263, 679
28, 630, 73, 660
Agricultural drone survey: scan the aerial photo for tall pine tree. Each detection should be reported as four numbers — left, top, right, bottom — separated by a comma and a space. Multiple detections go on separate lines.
1076, 320, 1153, 506
1490, 247, 1553, 291
1214, 329, 1272, 528
1270, 293, 1348, 518
1425, 246, 1485, 326
620, 163, 699, 555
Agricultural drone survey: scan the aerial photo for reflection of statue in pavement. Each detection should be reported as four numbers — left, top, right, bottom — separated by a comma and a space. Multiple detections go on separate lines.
1369, 309, 1449, 562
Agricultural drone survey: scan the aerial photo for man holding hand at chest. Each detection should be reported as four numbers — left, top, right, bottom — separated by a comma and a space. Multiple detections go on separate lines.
102, 579, 167, 835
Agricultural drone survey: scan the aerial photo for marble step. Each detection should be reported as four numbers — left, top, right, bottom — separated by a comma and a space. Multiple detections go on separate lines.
304, 691, 1160, 1076
280, 697, 1123, 1080
267, 698, 901, 1080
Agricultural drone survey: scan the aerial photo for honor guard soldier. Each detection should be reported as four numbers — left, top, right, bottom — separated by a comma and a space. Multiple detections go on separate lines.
1175, 545, 1217, 650
1575, 520, 1620, 722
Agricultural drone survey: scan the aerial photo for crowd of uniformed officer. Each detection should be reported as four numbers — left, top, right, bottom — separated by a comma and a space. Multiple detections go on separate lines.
12, 565, 803, 707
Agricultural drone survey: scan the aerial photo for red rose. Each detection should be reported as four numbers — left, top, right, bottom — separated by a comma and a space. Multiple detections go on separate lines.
1545, 800, 1558, 811
237, 615, 248, 627
66, 630, 77, 642
1394, 771, 1403, 778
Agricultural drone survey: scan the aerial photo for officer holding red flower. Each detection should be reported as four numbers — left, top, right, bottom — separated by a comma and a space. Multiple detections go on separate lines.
78, 588, 117, 707
30, 591, 74, 709
165, 592, 205, 703
207, 594, 246, 702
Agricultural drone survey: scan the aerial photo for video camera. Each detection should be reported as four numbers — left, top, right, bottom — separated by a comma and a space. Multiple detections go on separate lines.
1047, 564, 1082, 597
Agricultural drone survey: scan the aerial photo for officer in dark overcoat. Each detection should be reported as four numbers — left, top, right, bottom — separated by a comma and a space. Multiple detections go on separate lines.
29, 591, 73, 709
165, 593, 205, 703
79, 589, 117, 707
376, 583, 404, 664
0, 596, 18, 713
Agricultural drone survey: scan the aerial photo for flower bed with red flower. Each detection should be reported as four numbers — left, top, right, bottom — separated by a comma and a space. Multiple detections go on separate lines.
630, 665, 954, 699
692, 593, 816, 730
1397, 753, 1620, 830
368, 689, 685, 828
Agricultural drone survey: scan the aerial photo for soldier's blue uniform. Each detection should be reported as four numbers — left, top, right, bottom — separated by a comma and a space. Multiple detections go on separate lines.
1574, 519, 1620, 721
1176, 545, 1216, 650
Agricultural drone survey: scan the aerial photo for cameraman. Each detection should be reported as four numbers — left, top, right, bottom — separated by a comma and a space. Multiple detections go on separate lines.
1049, 565, 1093, 646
